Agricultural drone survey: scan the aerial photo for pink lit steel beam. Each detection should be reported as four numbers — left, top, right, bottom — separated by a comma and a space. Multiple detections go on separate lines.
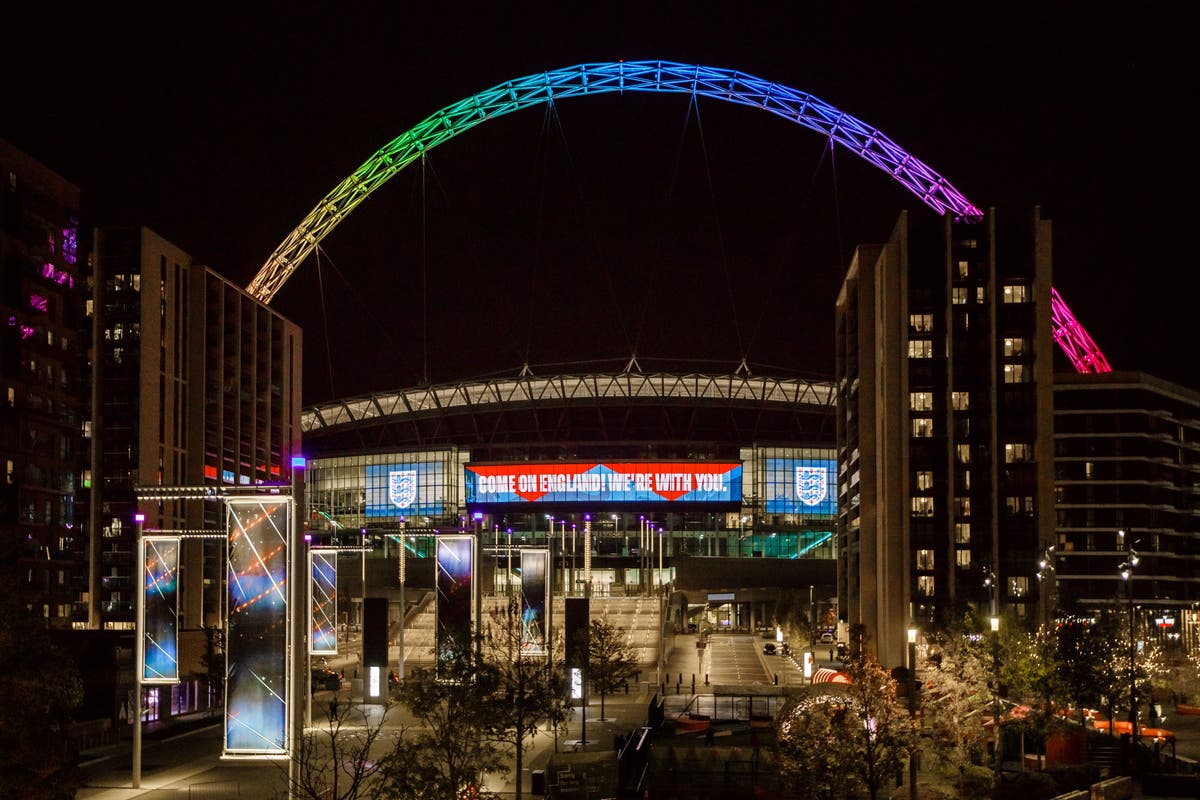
1050, 288, 1111, 373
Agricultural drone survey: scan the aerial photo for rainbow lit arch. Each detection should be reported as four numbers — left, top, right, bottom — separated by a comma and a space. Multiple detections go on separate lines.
246, 60, 1109, 373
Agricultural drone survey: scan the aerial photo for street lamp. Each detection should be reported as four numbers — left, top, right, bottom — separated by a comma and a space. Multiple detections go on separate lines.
990, 615, 1001, 771
907, 626, 919, 800
1119, 529, 1140, 745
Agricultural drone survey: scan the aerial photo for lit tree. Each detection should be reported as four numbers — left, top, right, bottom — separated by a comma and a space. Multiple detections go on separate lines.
773, 626, 916, 800
1054, 612, 1123, 730
921, 625, 993, 793
773, 694, 860, 800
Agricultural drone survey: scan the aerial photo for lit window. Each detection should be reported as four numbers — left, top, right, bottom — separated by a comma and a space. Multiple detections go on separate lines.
910, 313, 933, 333
1085, 461, 1095, 479
959, 238, 978, 249
916, 470, 933, 490
952, 287, 968, 305
1003, 284, 1028, 303
1005, 443, 1032, 463
1003, 363, 1029, 383
976, 286, 985, 304
916, 549, 935, 570
955, 497, 971, 517
1004, 337, 1027, 357
908, 339, 933, 359
958, 470, 971, 491
956, 444, 971, 464
955, 522, 971, 544
911, 497, 934, 517
917, 575, 936, 597
1011, 576, 1029, 597
910, 391, 933, 411
951, 391, 969, 411
911, 417, 934, 438
956, 549, 972, 568
957, 260, 970, 278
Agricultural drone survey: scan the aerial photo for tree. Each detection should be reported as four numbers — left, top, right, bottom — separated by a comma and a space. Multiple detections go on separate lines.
773, 627, 916, 800
0, 547, 83, 799
773, 695, 861, 800
1054, 613, 1123, 729
480, 605, 568, 800
584, 617, 638, 721
381, 638, 508, 800
921, 625, 993, 794
283, 696, 393, 800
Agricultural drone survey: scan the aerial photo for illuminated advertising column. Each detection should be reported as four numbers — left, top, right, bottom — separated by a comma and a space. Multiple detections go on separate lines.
139, 536, 180, 683
309, 549, 338, 655
520, 549, 550, 657
435, 535, 476, 674
225, 499, 291, 757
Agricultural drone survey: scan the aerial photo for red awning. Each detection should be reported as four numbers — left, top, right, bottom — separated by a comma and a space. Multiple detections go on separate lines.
811, 668, 852, 684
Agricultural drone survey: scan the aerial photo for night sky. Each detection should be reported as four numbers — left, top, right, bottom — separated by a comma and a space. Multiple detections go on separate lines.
4, 4, 1192, 403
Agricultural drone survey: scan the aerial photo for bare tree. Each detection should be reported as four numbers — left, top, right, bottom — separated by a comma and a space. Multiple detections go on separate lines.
584, 618, 638, 720
281, 696, 392, 800
480, 605, 567, 800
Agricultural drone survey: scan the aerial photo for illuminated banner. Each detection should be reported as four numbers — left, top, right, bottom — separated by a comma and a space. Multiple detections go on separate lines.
310, 550, 338, 655
764, 458, 837, 516
520, 549, 549, 657
139, 536, 179, 683
225, 499, 290, 756
436, 535, 476, 672
465, 461, 742, 504
365, 461, 446, 517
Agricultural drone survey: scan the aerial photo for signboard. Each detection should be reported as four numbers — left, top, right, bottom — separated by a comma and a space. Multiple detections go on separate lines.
435, 535, 476, 673
309, 550, 337, 655
365, 461, 446, 517
763, 458, 837, 516
224, 499, 290, 756
465, 461, 742, 505
139, 536, 179, 683
520, 549, 549, 657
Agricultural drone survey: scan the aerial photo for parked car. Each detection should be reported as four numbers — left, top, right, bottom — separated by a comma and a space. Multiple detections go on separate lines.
819, 631, 836, 644
311, 667, 342, 692
763, 642, 777, 655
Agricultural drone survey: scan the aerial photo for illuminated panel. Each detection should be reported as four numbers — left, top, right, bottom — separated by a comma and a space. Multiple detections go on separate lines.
310, 550, 338, 655
140, 536, 180, 683
465, 462, 742, 504
365, 461, 447, 517
435, 535, 476, 672
224, 499, 290, 756
763, 458, 837, 516
520, 549, 549, 657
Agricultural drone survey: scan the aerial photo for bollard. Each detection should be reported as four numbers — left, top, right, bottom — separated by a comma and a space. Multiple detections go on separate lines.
691, 675, 696, 694
679, 673, 683, 684
705, 673, 709, 686
773, 674, 778, 686
676, 683, 680, 695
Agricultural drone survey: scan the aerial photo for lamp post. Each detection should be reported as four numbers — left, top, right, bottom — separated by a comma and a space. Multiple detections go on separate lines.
990, 615, 1002, 772
397, 517, 406, 680
1119, 529, 1140, 746
907, 626, 919, 800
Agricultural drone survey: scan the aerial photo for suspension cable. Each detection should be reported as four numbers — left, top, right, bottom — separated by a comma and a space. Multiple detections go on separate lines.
691, 96, 746, 362
314, 245, 337, 399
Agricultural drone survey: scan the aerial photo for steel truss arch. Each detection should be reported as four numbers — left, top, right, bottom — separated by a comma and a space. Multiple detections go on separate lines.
248, 60, 1109, 373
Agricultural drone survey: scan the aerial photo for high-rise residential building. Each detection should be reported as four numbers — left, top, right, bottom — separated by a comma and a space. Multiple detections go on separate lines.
835, 208, 1056, 666
0, 139, 87, 629
1053, 371, 1200, 649
90, 227, 303, 639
